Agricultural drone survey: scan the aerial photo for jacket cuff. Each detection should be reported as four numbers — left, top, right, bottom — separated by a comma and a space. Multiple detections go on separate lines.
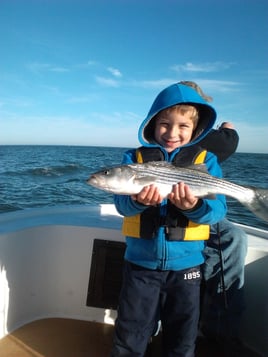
182, 199, 203, 213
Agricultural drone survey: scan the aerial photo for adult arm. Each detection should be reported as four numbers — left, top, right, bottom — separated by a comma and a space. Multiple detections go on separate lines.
199, 122, 239, 163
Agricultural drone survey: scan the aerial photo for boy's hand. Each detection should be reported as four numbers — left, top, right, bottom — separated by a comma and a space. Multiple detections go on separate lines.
168, 182, 199, 210
131, 185, 164, 206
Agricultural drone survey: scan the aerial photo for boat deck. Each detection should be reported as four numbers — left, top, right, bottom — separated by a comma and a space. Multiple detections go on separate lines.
0, 318, 262, 357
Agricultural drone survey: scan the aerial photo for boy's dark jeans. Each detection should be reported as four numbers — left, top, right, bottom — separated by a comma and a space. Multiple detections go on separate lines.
110, 261, 201, 357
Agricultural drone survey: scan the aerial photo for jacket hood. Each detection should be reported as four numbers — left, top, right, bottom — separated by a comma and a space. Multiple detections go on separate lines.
138, 83, 217, 148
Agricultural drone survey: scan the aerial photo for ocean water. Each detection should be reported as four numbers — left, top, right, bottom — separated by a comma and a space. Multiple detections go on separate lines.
0, 145, 267, 231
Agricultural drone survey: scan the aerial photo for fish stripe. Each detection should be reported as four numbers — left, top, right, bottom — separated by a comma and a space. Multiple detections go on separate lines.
133, 165, 250, 196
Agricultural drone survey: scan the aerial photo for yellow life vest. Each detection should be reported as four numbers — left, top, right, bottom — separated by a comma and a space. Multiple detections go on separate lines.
122, 146, 210, 241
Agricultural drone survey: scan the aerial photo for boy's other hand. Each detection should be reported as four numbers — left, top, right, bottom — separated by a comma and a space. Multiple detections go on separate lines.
131, 185, 164, 206
168, 182, 199, 210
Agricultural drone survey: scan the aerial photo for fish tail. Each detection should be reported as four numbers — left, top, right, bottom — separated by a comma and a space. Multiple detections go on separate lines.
245, 188, 268, 223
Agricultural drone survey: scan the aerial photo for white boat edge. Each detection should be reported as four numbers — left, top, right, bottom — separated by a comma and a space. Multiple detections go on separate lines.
0, 204, 267, 356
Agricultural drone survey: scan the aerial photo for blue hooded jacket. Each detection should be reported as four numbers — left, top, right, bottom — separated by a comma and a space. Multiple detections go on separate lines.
114, 83, 227, 271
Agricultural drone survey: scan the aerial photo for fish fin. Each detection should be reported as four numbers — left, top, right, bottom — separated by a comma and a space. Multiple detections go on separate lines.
202, 194, 216, 200
184, 163, 208, 172
146, 161, 208, 173
144, 161, 173, 167
244, 188, 268, 223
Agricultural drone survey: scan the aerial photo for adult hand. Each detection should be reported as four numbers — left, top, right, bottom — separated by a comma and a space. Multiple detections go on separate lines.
219, 122, 235, 129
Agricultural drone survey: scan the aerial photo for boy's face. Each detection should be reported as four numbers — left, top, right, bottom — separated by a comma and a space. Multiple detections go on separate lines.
154, 110, 195, 153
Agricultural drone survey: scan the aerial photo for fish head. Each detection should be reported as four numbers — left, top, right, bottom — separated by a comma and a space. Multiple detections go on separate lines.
87, 165, 141, 194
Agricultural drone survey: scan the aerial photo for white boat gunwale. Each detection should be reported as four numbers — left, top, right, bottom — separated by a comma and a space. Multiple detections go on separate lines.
0, 204, 267, 357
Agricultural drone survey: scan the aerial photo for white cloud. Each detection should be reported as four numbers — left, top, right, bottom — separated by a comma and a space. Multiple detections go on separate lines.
67, 94, 98, 103
131, 78, 175, 89
95, 76, 120, 87
27, 62, 69, 74
0, 97, 34, 108
49, 66, 69, 72
171, 61, 234, 73
87, 60, 98, 66
192, 79, 240, 93
107, 67, 122, 77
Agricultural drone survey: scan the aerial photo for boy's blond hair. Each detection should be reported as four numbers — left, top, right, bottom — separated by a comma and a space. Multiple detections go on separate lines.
156, 104, 199, 129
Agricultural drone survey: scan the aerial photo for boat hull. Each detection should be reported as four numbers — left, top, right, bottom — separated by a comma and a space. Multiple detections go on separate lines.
0, 205, 267, 356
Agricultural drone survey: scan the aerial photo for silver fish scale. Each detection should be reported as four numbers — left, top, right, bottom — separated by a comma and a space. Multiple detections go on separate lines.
133, 164, 250, 196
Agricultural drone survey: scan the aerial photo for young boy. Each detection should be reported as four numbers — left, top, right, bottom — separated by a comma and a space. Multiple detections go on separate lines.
111, 83, 227, 357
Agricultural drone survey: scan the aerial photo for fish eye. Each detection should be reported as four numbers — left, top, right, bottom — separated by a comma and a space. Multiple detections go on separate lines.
103, 170, 110, 175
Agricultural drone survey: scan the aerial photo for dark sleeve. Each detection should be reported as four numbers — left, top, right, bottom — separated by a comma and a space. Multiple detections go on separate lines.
199, 128, 239, 163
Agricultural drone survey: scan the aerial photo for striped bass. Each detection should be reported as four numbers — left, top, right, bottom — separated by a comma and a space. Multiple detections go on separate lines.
87, 161, 268, 223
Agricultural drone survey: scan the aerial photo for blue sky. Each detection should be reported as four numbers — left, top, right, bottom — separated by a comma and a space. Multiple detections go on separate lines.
0, 0, 267, 153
